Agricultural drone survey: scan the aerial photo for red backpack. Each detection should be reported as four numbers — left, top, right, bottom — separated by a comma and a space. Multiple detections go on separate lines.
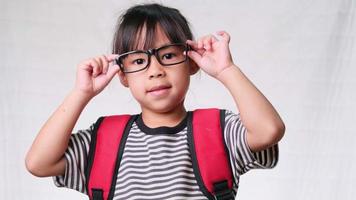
85, 108, 235, 200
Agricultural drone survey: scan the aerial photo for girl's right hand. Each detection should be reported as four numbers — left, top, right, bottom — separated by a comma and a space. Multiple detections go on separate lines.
73, 54, 120, 100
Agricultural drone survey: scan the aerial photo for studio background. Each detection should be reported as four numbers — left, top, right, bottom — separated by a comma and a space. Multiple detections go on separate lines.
1, 0, 355, 199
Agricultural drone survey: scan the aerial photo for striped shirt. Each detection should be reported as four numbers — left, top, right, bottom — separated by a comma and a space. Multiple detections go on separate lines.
53, 110, 278, 199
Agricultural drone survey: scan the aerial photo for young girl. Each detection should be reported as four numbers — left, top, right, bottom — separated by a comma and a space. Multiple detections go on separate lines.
25, 3, 285, 200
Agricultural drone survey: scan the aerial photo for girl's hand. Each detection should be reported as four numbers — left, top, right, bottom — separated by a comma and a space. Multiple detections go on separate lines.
186, 31, 234, 79
74, 54, 120, 99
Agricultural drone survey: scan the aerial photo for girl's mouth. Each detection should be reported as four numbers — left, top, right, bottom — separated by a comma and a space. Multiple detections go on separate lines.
147, 85, 172, 96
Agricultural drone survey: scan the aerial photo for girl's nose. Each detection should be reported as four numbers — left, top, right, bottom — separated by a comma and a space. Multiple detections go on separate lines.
148, 56, 166, 79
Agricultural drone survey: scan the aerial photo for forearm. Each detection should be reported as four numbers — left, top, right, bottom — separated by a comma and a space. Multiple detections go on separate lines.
218, 65, 285, 147
25, 90, 91, 176
187, 31, 284, 150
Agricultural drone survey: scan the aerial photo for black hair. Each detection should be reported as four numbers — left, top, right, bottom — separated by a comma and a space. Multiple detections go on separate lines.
112, 3, 193, 54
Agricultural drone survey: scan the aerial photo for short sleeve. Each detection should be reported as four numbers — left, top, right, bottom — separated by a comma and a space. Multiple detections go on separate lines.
223, 110, 279, 178
52, 124, 94, 194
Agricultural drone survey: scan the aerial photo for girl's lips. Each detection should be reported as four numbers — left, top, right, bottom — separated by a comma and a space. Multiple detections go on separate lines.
147, 85, 171, 92
147, 85, 172, 96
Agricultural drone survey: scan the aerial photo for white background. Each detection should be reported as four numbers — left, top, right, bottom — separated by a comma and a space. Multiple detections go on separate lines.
1, 0, 355, 199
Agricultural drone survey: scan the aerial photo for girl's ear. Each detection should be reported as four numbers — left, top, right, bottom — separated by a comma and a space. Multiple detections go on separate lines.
189, 59, 200, 75
117, 71, 129, 87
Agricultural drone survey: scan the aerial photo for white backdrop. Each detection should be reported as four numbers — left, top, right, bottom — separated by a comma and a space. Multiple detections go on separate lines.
1, 0, 355, 199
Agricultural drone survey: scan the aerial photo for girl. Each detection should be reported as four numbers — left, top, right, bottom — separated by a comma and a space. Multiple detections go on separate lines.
26, 3, 285, 200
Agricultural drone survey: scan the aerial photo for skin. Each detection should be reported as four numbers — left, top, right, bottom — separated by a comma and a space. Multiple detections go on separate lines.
25, 26, 284, 178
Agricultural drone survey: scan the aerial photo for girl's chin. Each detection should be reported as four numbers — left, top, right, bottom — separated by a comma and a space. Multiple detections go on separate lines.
141, 100, 185, 114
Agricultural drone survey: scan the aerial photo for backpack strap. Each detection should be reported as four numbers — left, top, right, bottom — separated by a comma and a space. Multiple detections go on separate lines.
86, 114, 137, 200
187, 108, 235, 200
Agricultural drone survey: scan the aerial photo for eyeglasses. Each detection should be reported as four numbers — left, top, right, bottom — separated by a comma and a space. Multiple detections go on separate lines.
115, 43, 190, 73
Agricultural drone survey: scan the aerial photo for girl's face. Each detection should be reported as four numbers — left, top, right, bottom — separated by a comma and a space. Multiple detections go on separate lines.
118, 26, 198, 114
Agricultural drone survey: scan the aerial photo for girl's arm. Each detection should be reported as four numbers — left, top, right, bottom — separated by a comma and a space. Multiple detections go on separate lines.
25, 90, 91, 177
25, 55, 120, 177
187, 31, 285, 152
216, 65, 285, 152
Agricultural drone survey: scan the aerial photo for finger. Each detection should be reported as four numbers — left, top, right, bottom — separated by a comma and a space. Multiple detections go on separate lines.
211, 35, 218, 43
216, 30, 230, 43
94, 57, 104, 76
106, 54, 119, 62
79, 59, 93, 71
106, 54, 120, 69
208, 37, 216, 50
94, 56, 103, 71
186, 40, 199, 50
79, 58, 96, 71
105, 63, 121, 81
187, 50, 203, 66
198, 39, 203, 49
186, 44, 205, 56
187, 40, 205, 54
203, 35, 214, 51
91, 59, 102, 77
99, 55, 109, 74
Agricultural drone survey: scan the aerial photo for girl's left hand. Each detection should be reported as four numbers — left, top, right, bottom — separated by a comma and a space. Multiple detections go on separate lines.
186, 31, 234, 79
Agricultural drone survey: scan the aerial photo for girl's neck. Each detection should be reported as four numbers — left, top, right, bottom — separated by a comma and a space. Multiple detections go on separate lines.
140, 104, 187, 128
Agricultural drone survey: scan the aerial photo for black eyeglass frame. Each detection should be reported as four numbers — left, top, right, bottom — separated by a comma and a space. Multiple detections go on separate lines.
115, 43, 191, 74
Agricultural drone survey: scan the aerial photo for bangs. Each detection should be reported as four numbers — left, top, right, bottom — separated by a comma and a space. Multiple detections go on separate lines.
112, 3, 193, 54
127, 20, 159, 52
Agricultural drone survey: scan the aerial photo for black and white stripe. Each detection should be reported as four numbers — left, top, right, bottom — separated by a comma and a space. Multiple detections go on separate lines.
53, 128, 92, 193
223, 110, 278, 187
54, 110, 279, 199
113, 123, 204, 199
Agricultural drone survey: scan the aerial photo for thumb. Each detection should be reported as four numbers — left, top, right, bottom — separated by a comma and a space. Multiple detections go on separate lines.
105, 64, 121, 80
106, 54, 119, 62
187, 51, 203, 66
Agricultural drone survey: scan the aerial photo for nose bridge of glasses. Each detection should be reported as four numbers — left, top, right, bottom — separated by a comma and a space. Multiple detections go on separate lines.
148, 47, 158, 56
147, 48, 156, 55
146, 48, 163, 65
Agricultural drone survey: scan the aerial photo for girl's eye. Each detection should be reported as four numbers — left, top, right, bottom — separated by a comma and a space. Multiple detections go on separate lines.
162, 53, 175, 60
133, 59, 145, 65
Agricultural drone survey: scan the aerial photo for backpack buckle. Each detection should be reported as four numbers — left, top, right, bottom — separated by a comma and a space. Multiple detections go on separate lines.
92, 188, 104, 200
213, 180, 235, 200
